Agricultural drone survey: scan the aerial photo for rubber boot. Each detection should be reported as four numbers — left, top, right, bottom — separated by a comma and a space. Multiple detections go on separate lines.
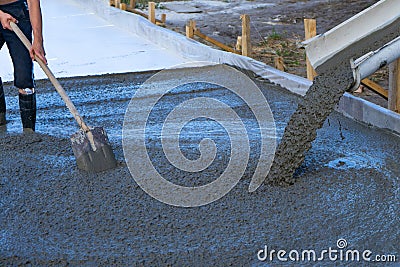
0, 78, 6, 126
19, 91, 36, 132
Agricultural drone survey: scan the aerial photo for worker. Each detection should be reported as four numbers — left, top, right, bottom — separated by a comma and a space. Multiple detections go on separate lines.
0, 0, 46, 132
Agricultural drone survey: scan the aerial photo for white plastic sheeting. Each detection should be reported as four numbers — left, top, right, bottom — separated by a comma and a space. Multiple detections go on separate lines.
0, 0, 190, 82
77, 0, 311, 96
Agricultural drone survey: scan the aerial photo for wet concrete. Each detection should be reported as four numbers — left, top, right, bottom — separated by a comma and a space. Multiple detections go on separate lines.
268, 17, 400, 185
267, 68, 354, 185
0, 68, 399, 265
71, 127, 118, 172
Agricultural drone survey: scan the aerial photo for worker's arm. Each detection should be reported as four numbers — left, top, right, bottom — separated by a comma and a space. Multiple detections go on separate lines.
27, 0, 47, 64
0, 10, 17, 30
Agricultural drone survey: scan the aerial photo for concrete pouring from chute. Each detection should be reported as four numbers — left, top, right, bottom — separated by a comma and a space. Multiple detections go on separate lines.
302, 0, 400, 91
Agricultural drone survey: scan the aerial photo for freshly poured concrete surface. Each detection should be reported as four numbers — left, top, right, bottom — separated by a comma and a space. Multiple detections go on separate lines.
268, 14, 400, 184
0, 66, 398, 265
0, 0, 190, 82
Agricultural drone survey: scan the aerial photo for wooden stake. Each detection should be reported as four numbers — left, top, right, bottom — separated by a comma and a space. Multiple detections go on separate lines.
120, 3, 127, 10
109, 0, 115, 6
129, 0, 136, 9
185, 25, 191, 38
186, 20, 195, 38
389, 58, 400, 113
236, 36, 242, 51
304, 19, 317, 81
161, 14, 167, 24
148, 2, 156, 24
241, 14, 251, 57
274, 56, 285, 71
115, 0, 120, 9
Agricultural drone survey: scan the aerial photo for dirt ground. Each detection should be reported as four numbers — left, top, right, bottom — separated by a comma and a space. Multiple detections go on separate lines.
159, 0, 389, 107
162, 0, 378, 73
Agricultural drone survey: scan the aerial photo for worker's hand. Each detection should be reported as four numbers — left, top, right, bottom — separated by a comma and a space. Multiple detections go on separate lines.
30, 38, 47, 64
0, 11, 17, 30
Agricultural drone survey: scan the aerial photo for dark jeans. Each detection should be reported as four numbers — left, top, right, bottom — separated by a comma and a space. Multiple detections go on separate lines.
0, 0, 34, 89
0, 77, 5, 113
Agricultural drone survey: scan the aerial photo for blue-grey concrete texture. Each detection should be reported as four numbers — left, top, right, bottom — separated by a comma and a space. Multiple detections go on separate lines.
0, 66, 398, 265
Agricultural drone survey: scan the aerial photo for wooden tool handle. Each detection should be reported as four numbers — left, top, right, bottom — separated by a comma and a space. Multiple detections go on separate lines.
10, 22, 91, 133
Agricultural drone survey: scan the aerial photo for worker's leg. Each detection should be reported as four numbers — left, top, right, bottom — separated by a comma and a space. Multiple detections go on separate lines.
0, 31, 6, 125
0, 78, 6, 126
18, 90, 36, 131
2, 1, 36, 131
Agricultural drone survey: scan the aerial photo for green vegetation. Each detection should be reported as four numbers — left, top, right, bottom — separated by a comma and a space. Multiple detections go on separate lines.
267, 29, 282, 41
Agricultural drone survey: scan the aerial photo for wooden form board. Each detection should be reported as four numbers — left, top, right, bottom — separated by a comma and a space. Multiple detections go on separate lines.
194, 29, 239, 54
186, 20, 239, 54
361, 78, 388, 98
